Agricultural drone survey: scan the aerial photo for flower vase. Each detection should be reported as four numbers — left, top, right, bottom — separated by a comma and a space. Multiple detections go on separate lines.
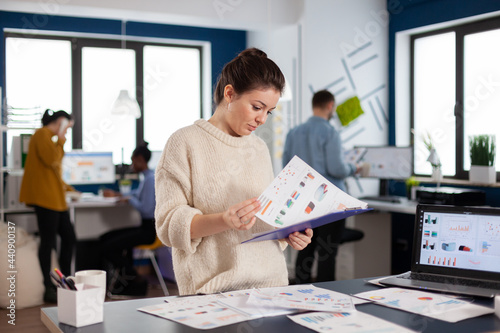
431, 167, 442, 182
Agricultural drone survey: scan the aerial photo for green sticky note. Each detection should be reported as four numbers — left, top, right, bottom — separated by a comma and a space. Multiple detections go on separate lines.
336, 96, 364, 126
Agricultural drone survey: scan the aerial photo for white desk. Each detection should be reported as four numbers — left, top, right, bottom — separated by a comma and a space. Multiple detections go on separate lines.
6, 198, 141, 240
68, 198, 141, 240
363, 198, 418, 215
336, 198, 418, 281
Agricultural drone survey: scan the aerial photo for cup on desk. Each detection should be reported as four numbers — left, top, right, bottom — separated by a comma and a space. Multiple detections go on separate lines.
67, 270, 106, 301
118, 179, 132, 194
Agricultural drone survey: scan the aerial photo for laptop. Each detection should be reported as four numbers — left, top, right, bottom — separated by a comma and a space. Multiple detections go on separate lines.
379, 204, 500, 297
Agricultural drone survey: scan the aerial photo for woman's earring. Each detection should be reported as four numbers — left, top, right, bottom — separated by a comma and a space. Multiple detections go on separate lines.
227, 103, 231, 112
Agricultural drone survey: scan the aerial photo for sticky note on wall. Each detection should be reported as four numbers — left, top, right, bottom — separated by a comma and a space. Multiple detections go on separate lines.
336, 96, 364, 127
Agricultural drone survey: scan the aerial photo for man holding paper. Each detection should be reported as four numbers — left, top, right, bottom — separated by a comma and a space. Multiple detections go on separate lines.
283, 90, 361, 283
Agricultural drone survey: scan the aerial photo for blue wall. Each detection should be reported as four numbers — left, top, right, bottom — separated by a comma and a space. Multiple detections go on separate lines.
387, 0, 500, 207
0, 10, 247, 98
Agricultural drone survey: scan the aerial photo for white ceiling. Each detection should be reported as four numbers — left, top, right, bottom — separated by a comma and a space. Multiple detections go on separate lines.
0, 0, 304, 31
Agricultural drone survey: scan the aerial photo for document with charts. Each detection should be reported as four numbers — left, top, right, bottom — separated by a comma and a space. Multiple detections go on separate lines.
243, 156, 370, 243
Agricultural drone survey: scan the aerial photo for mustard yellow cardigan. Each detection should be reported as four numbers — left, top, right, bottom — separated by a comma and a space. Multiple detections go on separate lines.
19, 127, 74, 212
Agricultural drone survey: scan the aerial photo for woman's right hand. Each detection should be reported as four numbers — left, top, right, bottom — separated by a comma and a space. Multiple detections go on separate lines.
57, 119, 74, 141
222, 197, 261, 231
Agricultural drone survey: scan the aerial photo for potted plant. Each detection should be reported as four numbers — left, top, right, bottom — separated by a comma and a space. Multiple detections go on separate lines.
469, 134, 496, 184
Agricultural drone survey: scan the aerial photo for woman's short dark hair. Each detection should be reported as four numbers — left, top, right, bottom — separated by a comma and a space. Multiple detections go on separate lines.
41, 109, 72, 126
213, 48, 285, 106
312, 90, 335, 109
132, 141, 152, 163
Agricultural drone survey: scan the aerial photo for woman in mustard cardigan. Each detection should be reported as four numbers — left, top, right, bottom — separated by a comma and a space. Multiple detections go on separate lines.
19, 109, 76, 303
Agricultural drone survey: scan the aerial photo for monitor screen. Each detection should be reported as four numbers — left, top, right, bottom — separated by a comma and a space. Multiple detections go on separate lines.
347, 146, 412, 180
62, 151, 116, 185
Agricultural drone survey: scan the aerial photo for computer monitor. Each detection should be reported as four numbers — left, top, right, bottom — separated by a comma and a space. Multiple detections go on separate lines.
355, 146, 413, 180
62, 151, 116, 185
346, 146, 413, 196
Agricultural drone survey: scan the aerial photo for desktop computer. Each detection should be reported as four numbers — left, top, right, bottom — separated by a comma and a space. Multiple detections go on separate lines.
62, 151, 116, 185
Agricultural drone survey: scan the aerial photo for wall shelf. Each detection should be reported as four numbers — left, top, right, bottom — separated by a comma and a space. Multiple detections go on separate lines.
413, 176, 500, 188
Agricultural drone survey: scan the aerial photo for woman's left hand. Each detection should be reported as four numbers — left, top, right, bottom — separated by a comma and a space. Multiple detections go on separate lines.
285, 228, 313, 250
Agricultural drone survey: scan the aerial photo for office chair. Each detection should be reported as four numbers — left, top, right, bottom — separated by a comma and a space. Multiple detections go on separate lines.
340, 228, 364, 244
135, 237, 169, 296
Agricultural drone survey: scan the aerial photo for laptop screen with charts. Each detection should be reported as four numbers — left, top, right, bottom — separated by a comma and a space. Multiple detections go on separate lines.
379, 204, 500, 297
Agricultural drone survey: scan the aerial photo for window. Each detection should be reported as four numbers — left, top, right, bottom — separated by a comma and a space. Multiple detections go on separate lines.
81, 47, 137, 164
143, 45, 201, 152
411, 16, 500, 179
5, 37, 72, 155
5, 32, 204, 165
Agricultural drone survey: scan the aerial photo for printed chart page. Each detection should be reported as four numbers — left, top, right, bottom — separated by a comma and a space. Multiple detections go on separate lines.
354, 287, 493, 323
256, 155, 367, 228
288, 311, 416, 333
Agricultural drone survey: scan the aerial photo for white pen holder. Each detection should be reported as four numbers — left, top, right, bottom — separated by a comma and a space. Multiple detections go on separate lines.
57, 283, 104, 327
495, 295, 500, 319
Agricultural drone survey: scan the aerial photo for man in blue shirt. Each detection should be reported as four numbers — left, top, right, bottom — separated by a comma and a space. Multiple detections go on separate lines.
100, 142, 156, 296
283, 90, 359, 283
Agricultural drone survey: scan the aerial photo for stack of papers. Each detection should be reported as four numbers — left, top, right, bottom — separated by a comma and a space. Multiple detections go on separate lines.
138, 285, 354, 330
138, 285, 414, 331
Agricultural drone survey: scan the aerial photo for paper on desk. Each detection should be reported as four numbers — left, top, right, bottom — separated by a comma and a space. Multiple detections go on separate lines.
365, 275, 397, 287
138, 299, 250, 330
140, 288, 298, 329
256, 156, 367, 228
288, 311, 416, 333
354, 287, 494, 323
246, 284, 356, 313
217, 294, 298, 318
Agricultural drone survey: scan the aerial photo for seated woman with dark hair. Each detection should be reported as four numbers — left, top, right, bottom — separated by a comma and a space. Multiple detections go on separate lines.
100, 142, 156, 296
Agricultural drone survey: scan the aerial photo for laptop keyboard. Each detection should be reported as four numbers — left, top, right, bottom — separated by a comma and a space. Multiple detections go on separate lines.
402, 272, 500, 290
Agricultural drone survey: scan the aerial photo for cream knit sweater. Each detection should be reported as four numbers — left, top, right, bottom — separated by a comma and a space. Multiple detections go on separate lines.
155, 119, 288, 295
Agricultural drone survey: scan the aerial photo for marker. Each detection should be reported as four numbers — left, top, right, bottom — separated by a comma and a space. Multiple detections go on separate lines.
65, 277, 77, 291
49, 271, 63, 288
54, 268, 77, 290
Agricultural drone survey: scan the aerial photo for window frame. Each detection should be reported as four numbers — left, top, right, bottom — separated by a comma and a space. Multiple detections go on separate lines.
410, 15, 500, 181
3, 32, 204, 151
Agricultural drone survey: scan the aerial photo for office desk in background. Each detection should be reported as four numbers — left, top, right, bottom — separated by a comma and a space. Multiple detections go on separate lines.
336, 199, 418, 280
40, 278, 500, 333
68, 198, 141, 240
5, 196, 141, 240
6, 196, 142, 273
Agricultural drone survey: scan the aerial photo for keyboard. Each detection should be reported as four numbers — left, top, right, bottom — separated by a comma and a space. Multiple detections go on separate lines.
401, 272, 500, 290
360, 195, 403, 203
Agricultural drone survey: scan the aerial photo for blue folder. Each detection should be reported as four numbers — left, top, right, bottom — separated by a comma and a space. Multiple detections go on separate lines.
242, 208, 373, 243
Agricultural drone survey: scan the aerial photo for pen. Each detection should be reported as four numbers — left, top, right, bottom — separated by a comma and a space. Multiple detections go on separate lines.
54, 268, 77, 290
49, 271, 63, 288
65, 277, 77, 291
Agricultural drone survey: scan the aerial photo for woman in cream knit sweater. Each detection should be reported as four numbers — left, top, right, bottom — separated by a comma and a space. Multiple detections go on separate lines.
155, 48, 313, 295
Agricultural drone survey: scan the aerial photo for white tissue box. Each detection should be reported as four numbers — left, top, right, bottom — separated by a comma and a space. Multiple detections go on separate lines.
495, 295, 500, 319
57, 284, 104, 327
